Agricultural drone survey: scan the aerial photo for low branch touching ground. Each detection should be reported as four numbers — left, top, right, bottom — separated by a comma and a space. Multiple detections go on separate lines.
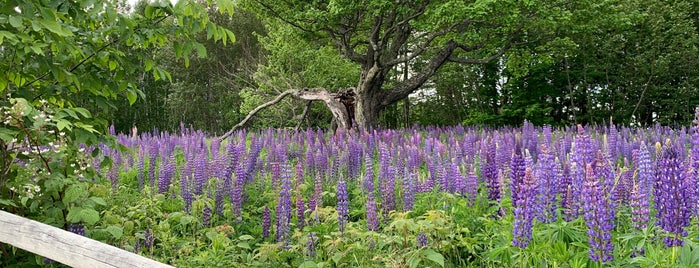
220, 90, 293, 139
221, 88, 353, 140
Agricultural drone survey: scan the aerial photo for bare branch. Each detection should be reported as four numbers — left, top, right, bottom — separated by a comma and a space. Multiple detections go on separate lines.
220, 90, 293, 139
382, 40, 458, 107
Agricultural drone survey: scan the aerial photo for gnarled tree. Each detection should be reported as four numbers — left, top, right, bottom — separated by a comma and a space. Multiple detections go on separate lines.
237, 0, 565, 130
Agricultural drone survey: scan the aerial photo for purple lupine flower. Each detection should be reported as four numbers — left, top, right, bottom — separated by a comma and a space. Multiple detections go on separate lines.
654, 142, 691, 247
296, 191, 306, 230
137, 146, 146, 190
366, 193, 379, 231
181, 173, 192, 213
629, 182, 649, 231
608, 122, 618, 161
363, 154, 375, 194
512, 168, 538, 248
569, 125, 592, 218
276, 170, 292, 244
536, 144, 558, 223
193, 149, 207, 195
464, 165, 479, 205
482, 141, 500, 203
510, 141, 526, 206
690, 107, 699, 215
108, 162, 119, 194
69, 223, 85, 236
144, 228, 154, 248
309, 175, 323, 215
381, 166, 396, 223
157, 156, 175, 194
637, 144, 654, 203
306, 232, 317, 258
295, 161, 304, 188
582, 164, 615, 264
270, 162, 280, 191
416, 233, 428, 248
403, 171, 416, 211
231, 160, 247, 219
337, 178, 349, 232
202, 205, 211, 227
262, 205, 271, 239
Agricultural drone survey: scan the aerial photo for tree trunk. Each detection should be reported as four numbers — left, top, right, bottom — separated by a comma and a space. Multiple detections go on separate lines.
354, 62, 389, 129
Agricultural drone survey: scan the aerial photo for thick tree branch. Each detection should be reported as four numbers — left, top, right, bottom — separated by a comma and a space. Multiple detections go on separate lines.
448, 38, 512, 64
220, 90, 293, 139
221, 88, 352, 139
381, 40, 458, 107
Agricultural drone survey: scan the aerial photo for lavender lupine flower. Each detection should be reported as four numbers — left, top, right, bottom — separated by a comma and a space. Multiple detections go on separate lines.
108, 163, 119, 194
306, 232, 318, 258
536, 144, 558, 223
381, 166, 396, 223
482, 142, 500, 203
296, 191, 306, 230
69, 223, 85, 236
691, 107, 699, 214
363, 154, 375, 194
337, 178, 349, 232
137, 146, 146, 190
366, 193, 379, 231
629, 182, 649, 231
637, 144, 654, 203
148, 146, 158, 188
582, 164, 615, 264
512, 168, 538, 248
144, 228, 154, 248
510, 141, 526, 205
654, 142, 691, 247
231, 160, 248, 219
276, 172, 292, 244
416, 233, 428, 248
403, 171, 416, 211
181, 174, 193, 213
193, 149, 207, 195
270, 162, 280, 191
569, 125, 593, 218
157, 156, 175, 194
202, 205, 212, 227
464, 166, 479, 205
262, 205, 271, 239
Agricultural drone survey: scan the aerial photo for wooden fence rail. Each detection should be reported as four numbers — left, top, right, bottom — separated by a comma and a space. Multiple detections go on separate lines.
0, 210, 173, 268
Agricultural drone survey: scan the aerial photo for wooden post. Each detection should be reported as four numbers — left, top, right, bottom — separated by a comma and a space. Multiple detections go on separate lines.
0, 210, 173, 268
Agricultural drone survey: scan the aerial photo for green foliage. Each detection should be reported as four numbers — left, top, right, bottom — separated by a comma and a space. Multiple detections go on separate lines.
240, 20, 360, 129
0, 0, 236, 264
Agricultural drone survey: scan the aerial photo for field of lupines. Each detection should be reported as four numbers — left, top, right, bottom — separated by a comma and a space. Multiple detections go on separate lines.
76, 110, 699, 267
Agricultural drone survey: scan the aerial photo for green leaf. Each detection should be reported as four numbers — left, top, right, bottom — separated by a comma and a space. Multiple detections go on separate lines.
72, 108, 92, 118
0, 128, 18, 142
56, 119, 73, 131
298, 261, 317, 268
66, 207, 83, 223
63, 185, 84, 204
108, 60, 117, 71
105, 225, 123, 240
238, 234, 254, 241
38, 19, 73, 37
8, 15, 22, 29
89, 197, 107, 207
236, 242, 250, 250
423, 249, 445, 267
126, 90, 137, 105
80, 208, 100, 225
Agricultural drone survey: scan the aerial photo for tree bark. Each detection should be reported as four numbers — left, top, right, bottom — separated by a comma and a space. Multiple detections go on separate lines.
221, 87, 351, 139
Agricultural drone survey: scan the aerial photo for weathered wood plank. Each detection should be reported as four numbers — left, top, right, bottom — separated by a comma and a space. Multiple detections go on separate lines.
0, 210, 173, 268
